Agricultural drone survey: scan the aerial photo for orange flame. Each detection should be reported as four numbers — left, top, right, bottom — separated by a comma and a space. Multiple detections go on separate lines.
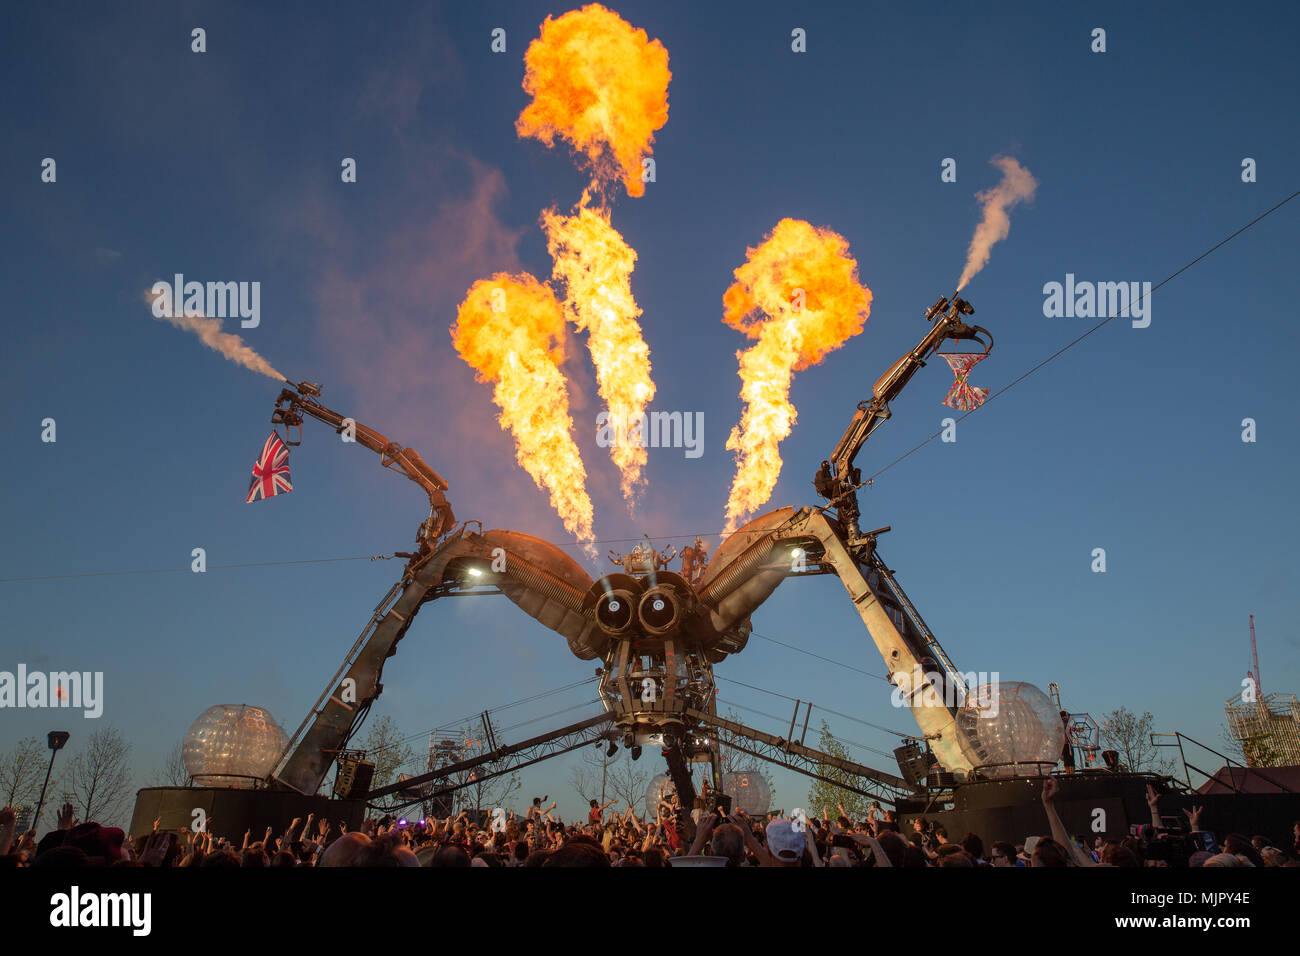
543, 199, 655, 503
452, 273, 595, 548
516, 4, 670, 198
721, 219, 873, 530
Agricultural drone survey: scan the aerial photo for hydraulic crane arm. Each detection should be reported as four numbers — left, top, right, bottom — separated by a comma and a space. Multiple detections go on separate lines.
815, 294, 991, 543
271, 381, 456, 547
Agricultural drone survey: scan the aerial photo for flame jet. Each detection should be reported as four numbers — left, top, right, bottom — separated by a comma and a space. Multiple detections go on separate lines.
516, 5, 668, 504
543, 199, 655, 503
721, 219, 873, 531
452, 273, 595, 551
516, 3, 670, 200
956, 156, 1038, 292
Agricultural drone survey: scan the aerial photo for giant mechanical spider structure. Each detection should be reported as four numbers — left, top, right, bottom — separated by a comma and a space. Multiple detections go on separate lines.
131, 292, 1299, 843
262, 294, 1020, 819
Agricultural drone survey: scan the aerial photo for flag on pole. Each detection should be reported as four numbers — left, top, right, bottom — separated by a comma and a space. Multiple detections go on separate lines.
940, 353, 990, 411
246, 433, 293, 502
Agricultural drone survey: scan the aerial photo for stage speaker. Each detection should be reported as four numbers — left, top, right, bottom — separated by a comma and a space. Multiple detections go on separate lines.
927, 770, 957, 789
335, 757, 375, 800
894, 742, 935, 790
348, 760, 375, 798
427, 788, 454, 819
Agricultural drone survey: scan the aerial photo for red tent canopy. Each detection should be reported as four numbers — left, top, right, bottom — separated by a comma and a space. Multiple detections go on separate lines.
1196, 765, 1300, 795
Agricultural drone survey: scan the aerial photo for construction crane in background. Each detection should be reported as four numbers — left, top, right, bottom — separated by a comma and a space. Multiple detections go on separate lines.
1225, 615, 1300, 767
1248, 613, 1262, 698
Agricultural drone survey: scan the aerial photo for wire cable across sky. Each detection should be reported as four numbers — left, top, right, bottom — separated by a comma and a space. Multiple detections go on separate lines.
3, 189, 1293, 586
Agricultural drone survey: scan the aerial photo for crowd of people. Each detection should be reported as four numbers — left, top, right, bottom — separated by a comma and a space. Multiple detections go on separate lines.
3, 780, 1297, 867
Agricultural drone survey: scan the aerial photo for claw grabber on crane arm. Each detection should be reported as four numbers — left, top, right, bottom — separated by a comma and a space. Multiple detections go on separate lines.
270, 381, 457, 549
814, 294, 993, 545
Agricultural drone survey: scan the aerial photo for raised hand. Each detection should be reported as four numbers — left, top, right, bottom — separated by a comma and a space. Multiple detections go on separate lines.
58, 803, 78, 830
141, 832, 169, 867
1041, 777, 1059, 803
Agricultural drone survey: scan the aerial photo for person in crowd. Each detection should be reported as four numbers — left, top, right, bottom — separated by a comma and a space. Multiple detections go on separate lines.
588, 797, 615, 826
6, 786, 1296, 869
989, 841, 1020, 867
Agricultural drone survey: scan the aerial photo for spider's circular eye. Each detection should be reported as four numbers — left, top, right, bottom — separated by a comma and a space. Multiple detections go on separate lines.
596, 590, 636, 634
638, 587, 680, 634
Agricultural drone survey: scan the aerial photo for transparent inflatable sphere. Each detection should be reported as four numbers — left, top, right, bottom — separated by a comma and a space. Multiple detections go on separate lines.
956, 681, 1064, 778
183, 704, 288, 788
646, 773, 675, 810
723, 770, 771, 815
644, 771, 770, 815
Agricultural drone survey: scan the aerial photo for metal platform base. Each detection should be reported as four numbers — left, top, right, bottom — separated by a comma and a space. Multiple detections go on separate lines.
130, 787, 366, 842
895, 771, 1300, 846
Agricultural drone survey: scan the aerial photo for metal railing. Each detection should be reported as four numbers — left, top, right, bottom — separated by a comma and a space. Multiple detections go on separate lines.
1150, 731, 1296, 794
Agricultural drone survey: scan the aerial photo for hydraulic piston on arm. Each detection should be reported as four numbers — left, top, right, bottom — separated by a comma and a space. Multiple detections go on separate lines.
266, 382, 462, 794
814, 295, 990, 546
805, 294, 993, 773
271, 382, 457, 548
264, 381, 607, 795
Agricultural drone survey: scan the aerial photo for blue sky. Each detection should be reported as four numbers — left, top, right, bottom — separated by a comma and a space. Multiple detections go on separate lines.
2, 1, 1297, 825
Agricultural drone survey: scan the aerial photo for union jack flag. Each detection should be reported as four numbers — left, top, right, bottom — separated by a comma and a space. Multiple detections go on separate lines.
246, 433, 293, 503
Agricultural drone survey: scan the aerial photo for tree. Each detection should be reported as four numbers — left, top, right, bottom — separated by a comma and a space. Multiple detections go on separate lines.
0, 736, 46, 809
1099, 707, 1174, 774
804, 720, 873, 821
604, 752, 650, 814
1238, 734, 1282, 769
356, 714, 416, 791
67, 727, 133, 827
150, 741, 190, 787
568, 741, 607, 806
567, 738, 648, 814
1220, 723, 1282, 769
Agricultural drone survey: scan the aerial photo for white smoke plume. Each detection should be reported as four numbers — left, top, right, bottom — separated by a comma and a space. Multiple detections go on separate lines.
956, 156, 1038, 292
143, 288, 285, 381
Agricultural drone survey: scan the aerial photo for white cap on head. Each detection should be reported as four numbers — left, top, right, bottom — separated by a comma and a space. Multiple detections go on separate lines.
765, 820, 804, 862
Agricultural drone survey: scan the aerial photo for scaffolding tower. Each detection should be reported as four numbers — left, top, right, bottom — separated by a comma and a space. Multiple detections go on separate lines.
1225, 693, 1300, 767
